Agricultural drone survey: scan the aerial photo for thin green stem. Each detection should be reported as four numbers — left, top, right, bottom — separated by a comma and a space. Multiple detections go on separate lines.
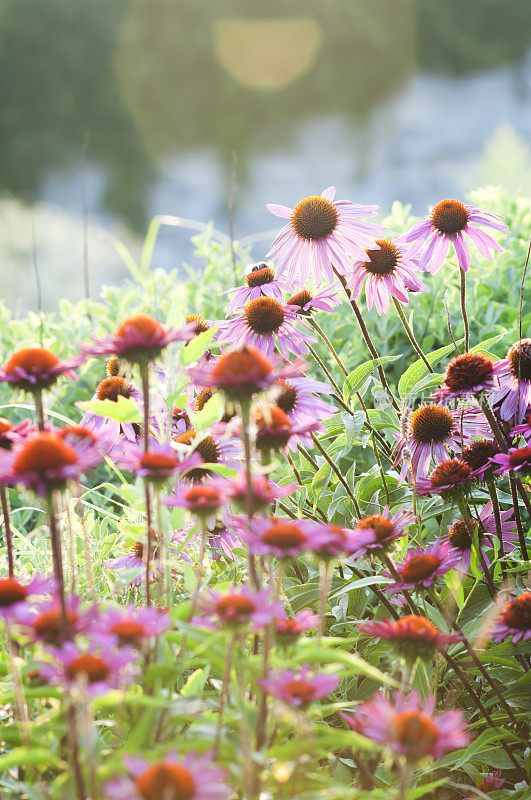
392, 298, 433, 372
310, 433, 361, 518
459, 268, 470, 352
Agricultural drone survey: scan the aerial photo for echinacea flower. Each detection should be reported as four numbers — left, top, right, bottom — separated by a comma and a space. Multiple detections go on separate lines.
261, 665, 339, 707
274, 609, 319, 642
103, 751, 230, 800
394, 404, 487, 484
464, 771, 505, 799
173, 429, 239, 483
415, 458, 473, 498
223, 263, 290, 315
267, 186, 379, 285
184, 314, 211, 338
105, 532, 168, 588
385, 541, 461, 595
254, 404, 320, 455
81, 376, 141, 446
117, 441, 201, 484
488, 339, 531, 423
0, 346, 84, 392
444, 501, 517, 573
491, 591, 530, 643
347, 238, 428, 315
39, 639, 137, 696
460, 438, 500, 482
342, 690, 469, 761
192, 586, 282, 630
0, 417, 33, 450
81, 313, 191, 364
224, 471, 296, 514
0, 429, 105, 496
286, 283, 342, 316
490, 445, 531, 477
218, 297, 315, 360
350, 506, 414, 557
357, 614, 461, 659
96, 605, 170, 647
16, 594, 95, 645
0, 574, 53, 622
164, 479, 227, 520
433, 352, 500, 404
188, 346, 296, 403
238, 515, 329, 559
171, 407, 191, 437
272, 376, 337, 427
310, 523, 358, 560
398, 198, 507, 273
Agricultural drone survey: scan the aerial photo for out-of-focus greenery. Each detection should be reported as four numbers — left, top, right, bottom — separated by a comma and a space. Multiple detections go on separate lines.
0, 0, 530, 228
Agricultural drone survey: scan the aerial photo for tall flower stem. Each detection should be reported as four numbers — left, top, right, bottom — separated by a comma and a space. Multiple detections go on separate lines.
66, 702, 88, 800
459, 269, 470, 352
310, 432, 362, 518
239, 399, 260, 591
392, 298, 433, 372
350, 565, 400, 619
455, 494, 497, 601
75, 488, 96, 601
382, 555, 421, 616
318, 560, 332, 642
33, 389, 45, 431
214, 632, 236, 757
1, 484, 15, 576
438, 645, 525, 777
308, 319, 348, 377
486, 478, 507, 582
478, 396, 529, 559
46, 492, 68, 632
139, 361, 153, 605
430, 590, 519, 728
334, 270, 399, 411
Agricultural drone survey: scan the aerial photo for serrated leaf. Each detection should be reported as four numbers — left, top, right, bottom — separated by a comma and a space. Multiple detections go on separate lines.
76, 395, 141, 422
343, 356, 402, 400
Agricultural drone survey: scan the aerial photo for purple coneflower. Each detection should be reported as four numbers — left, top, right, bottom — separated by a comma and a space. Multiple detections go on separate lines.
105, 532, 166, 589
118, 441, 200, 484
398, 198, 507, 273
39, 639, 137, 696
385, 541, 461, 595
0, 417, 33, 450
490, 444, 531, 477
465, 771, 505, 799
433, 352, 500, 404
350, 506, 413, 557
96, 605, 170, 647
286, 282, 342, 316
104, 751, 230, 800
394, 404, 487, 484
460, 438, 500, 482
272, 375, 337, 427
491, 591, 530, 643
347, 238, 428, 315
223, 263, 290, 314
81, 313, 190, 363
0, 346, 83, 392
267, 186, 379, 285
343, 690, 469, 761
444, 501, 517, 573
238, 515, 328, 559
274, 609, 319, 643
261, 665, 339, 708
218, 297, 315, 360
16, 594, 94, 645
489, 339, 531, 423
0, 574, 52, 622
224, 471, 296, 514
192, 586, 281, 630
254, 404, 321, 456
171, 407, 192, 437
0, 429, 104, 496
415, 458, 473, 498
357, 614, 461, 659
173, 429, 239, 483
164, 480, 227, 520
310, 523, 358, 561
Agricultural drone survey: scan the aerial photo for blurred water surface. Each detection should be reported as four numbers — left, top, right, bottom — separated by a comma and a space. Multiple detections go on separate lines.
0, 0, 530, 309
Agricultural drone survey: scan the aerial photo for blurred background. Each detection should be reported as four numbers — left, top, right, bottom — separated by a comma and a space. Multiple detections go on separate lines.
1, 0, 530, 310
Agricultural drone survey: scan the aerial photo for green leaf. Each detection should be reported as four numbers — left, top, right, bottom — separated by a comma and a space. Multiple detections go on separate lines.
291, 644, 399, 687
398, 339, 464, 399
343, 355, 402, 400
0, 747, 63, 770
181, 667, 210, 696
453, 728, 514, 769
194, 392, 225, 430
311, 461, 332, 496
76, 395, 141, 423
470, 330, 508, 355
180, 327, 218, 365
